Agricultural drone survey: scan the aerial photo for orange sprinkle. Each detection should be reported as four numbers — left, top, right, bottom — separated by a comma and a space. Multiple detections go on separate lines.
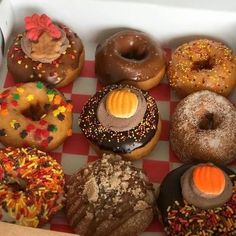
67, 129, 72, 136
193, 164, 225, 195
53, 95, 62, 105
66, 103, 73, 112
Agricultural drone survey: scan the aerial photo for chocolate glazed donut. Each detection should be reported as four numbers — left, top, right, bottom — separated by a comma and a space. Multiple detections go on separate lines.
157, 163, 236, 235
95, 30, 166, 90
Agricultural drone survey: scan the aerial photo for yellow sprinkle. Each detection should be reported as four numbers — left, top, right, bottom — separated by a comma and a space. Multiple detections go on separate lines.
27, 94, 34, 101
10, 120, 17, 128
48, 94, 55, 102
16, 87, 24, 94
58, 106, 66, 113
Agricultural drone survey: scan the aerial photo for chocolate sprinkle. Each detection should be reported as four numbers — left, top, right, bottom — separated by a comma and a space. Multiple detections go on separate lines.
0, 129, 6, 136
20, 130, 28, 139
47, 124, 57, 132
57, 113, 65, 121
14, 123, 21, 130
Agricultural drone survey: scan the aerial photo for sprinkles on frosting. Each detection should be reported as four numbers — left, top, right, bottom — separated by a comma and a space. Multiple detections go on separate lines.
0, 147, 65, 227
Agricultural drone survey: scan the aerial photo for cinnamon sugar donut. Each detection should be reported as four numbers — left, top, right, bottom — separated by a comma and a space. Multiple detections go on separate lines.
95, 30, 166, 90
7, 14, 84, 88
170, 90, 236, 164
168, 39, 236, 97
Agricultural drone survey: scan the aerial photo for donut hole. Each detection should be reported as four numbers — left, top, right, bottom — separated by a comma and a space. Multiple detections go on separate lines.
119, 43, 148, 61
21, 103, 49, 121
8, 178, 26, 192
199, 113, 221, 130
192, 59, 214, 71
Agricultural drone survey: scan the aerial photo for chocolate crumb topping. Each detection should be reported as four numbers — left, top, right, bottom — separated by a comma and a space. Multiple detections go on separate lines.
66, 154, 156, 236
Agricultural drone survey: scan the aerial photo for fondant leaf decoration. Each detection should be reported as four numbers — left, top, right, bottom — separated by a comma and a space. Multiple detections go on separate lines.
24, 14, 61, 41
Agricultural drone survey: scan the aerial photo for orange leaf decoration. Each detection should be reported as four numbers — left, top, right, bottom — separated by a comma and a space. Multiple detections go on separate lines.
192, 164, 225, 195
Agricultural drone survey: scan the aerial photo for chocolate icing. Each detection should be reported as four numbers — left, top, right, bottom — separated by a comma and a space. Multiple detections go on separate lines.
95, 30, 165, 85
79, 84, 159, 154
66, 154, 156, 235
157, 163, 236, 234
7, 24, 83, 86
97, 88, 147, 132
181, 164, 233, 209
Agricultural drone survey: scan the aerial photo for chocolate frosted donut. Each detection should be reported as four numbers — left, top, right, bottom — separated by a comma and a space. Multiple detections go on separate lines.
95, 30, 166, 90
79, 84, 161, 160
157, 163, 236, 235
170, 90, 236, 164
7, 14, 84, 88
66, 154, 156, 236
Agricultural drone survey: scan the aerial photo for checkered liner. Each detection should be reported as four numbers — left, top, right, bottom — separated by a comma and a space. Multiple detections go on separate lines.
2, 47, 236, 235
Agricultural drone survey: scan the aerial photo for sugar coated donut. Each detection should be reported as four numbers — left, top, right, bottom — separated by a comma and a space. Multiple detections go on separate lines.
168, 39, 236, 97
79, 84, 161, 160
7, 14, 84, 88
66, 154, 156, 235
157, 162, 236, 235
170, 90, 236, 164
0, 82, 72, 151
95, 30, 166, 90
0, 147, 65, 227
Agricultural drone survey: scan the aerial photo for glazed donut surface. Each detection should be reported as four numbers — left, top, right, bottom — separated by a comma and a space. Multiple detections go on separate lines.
95, 30, 166, 90
168, 39, 236, 97
0, 82, 72, 151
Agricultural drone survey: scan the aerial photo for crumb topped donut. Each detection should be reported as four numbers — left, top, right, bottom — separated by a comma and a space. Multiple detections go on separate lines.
168, 39, 236, 97
0, 147, 65, 227
157, 163, 236, 235
95, 30, 166, 90
66, 154, 156, 235
79, 84, 161, 160
170, 90, 236, 164
0, 82, 72, 151
7, 14, 84, 87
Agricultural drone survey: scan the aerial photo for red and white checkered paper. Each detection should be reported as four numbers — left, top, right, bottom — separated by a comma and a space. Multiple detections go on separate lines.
1, 48, 236, 236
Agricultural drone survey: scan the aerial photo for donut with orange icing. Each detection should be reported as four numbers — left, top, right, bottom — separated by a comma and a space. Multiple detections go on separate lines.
0, 147, 65, 227
95, 30, 166, 90
170, 90, 236, 164
7, 14, 84, 88
168, 39, 236, 97
79, 84, 161, 160
0, 82, 72, 151
157, 163, 236, 235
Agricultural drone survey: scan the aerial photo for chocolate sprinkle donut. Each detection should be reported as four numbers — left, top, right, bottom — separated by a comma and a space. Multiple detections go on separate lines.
79, 84, 159, 154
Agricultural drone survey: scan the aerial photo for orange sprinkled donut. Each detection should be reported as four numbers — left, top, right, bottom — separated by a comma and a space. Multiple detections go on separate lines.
0, 82, 72, 151
168, 39, 236, 97
0, 147, 65, 227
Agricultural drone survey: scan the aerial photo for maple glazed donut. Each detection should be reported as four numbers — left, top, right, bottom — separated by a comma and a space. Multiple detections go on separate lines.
7, 13, 84, 87
95, 30, 166, 90
0, 82, 72, 151
170, 90, 236, 164
157, 163, 236, 235
168, 39, 236, 97
79, 84, 161, 160
0, 147, 65, 227
66, 154, 156, 235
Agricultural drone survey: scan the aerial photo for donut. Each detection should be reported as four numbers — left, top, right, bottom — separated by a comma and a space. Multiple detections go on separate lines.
157, 162, 236, 235
79, 84, 161, 160
170, 90, 236, 164
66, 153, 156, 235
168, 39, 236, 97
0, 82, 72, 151
95, 30, 166, 90
0, 147, 65, 227
7, 13, 84, 88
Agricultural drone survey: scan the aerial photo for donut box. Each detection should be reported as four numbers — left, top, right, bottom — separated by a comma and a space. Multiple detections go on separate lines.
0, 0, 236, 235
